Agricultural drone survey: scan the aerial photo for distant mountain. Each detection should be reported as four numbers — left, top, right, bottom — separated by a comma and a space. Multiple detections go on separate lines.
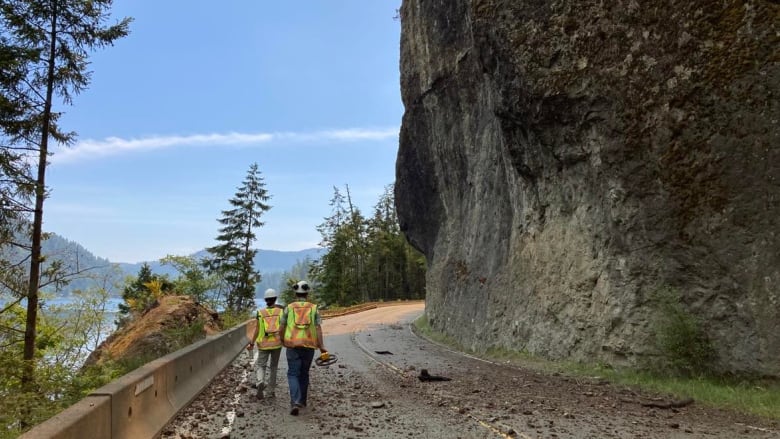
4, 233, 324, 298
0, 233, 124, 297
116, 248, 324, 277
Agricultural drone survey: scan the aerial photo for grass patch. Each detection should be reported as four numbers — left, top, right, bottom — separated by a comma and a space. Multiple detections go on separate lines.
163, 318, 207, 351
219, 309, 253, 329
413, 313, 466, 350
413, 315, 780, 420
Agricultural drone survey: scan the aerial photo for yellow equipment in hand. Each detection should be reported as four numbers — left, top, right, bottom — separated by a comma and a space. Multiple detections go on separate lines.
315, 351, 337, 366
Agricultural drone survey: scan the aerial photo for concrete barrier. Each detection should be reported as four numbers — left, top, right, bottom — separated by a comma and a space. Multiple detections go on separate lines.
19, 302, 422, 438
20, 322, 250, 439
91, 358, 174, 439
18, 395, 111, 439
164, 322, 248, 412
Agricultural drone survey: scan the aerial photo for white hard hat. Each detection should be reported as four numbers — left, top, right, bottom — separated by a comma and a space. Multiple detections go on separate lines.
292, 281, 311, 294
263, 288, 278, 299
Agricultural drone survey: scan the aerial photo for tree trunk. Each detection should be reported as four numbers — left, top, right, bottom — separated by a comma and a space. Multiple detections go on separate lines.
21, 2, 57, 428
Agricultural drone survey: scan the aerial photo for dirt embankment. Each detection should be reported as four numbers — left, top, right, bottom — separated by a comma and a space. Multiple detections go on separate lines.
83, 295, 220, 367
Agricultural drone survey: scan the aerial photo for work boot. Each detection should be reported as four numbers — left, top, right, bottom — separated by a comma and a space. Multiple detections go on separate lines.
290, 403, 302, 416
255, 383, 265, 400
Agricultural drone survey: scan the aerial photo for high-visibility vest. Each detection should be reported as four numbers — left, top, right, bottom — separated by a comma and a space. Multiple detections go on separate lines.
283, 301, 318, 349
256, 307, 283, 350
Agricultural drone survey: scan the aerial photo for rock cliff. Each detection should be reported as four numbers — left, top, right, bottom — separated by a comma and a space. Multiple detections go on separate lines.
396, 0, 779, 375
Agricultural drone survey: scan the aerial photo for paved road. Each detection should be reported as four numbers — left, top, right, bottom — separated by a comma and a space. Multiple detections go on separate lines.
162, 303, 779, 439
161, 303, 500, 438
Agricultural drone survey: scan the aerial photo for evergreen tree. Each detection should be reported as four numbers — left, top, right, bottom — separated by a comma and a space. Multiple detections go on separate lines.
277, 258, 315, 307
204, 163, 271, 311
117, 263, 174, 325
0, 1, 130, 426
366, 185, 403, 300
365, 184, 426, 300
312, 186, 354, 306
313, 184, 426, 306
0, 36, 36, 245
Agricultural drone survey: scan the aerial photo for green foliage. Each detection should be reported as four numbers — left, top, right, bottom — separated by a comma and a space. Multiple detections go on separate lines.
278, 276, 325, 309
311, 184, 426, 307
0, 35, 36, 239
160, 254, 219, 307
0, 287, 116, 437
163, 318, 206, 351
219, 308, 253, 329
204, 163, 271, 312
277, 259, 315, 307
1, 0, 131, 428
652, 287, 716, 377
117, 263, 174, 325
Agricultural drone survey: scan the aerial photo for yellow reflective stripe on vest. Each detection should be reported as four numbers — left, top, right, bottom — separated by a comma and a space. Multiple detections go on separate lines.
283, 302, 318, 349
256, 307, 283, 350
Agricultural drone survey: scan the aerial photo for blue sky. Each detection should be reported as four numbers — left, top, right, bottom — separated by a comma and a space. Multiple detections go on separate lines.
46, 1, 403, 263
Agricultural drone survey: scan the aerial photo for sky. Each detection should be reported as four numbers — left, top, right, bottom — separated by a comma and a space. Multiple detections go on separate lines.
45, 1, 404, 263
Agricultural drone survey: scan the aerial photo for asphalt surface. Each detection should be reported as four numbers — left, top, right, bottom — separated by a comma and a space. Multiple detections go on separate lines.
161, 303, 779, 438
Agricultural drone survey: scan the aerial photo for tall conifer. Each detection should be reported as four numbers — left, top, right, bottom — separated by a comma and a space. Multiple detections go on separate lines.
205, 163, 271, 311
0, 1, 130, 426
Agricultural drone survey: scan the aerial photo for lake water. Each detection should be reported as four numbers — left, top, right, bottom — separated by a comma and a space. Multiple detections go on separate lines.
40, 296, 124, 312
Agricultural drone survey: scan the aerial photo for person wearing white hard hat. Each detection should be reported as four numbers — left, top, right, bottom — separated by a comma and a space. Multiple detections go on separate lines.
281, 280, 327, 416
247, 288, 283, 399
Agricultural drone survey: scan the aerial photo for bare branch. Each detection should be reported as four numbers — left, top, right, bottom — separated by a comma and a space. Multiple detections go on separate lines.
0, 296, 25, 314
0, 322, 25, 334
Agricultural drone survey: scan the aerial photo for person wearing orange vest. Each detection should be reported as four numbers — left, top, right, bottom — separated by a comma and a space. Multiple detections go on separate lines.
247, 288, 284, 399
281, 280, 327, 416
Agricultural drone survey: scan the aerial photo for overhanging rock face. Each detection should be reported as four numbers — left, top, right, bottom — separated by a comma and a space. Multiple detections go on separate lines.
396, 0, 779, 375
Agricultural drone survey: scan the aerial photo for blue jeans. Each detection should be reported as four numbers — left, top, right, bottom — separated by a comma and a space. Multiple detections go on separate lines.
286, 347, 315, 406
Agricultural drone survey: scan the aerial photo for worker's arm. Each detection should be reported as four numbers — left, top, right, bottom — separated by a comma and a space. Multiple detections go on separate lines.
315, 324, 326, 353
247, 319, 259, 350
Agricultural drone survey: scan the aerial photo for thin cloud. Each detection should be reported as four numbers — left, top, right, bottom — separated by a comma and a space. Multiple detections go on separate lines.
51, 127, 399, 164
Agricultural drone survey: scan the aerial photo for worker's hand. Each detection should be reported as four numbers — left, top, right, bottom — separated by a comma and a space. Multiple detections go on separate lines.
319, 350, 329, 362
247, 343, 254, 351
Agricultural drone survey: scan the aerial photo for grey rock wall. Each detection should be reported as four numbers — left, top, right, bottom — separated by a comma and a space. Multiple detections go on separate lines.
396, 0, 779, 375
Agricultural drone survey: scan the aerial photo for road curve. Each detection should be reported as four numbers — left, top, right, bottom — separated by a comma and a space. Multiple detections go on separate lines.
161, 303, 778, 439
161, 303, 501, 438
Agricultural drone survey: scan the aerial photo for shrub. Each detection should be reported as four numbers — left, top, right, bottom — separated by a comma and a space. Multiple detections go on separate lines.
652, 287, 716, 377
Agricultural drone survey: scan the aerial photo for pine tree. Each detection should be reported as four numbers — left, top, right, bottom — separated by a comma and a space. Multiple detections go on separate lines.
1, 20, 38, 248
313, 184, 426, 305
117, 263, 174, 325
0, 1, 131, 427
205, 163, 271, 311
312, 186, 353, 305
366, 185, 402, 300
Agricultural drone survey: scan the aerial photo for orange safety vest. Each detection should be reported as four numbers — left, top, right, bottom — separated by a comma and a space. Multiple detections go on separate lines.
283, 301, 318, 349
256, 307, 283, 350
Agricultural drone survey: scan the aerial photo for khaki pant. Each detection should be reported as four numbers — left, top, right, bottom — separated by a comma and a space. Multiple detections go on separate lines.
256, 347, 282, 396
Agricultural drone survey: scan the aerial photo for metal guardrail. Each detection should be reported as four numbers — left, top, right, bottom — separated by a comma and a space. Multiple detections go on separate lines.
20, 321, 250, 439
